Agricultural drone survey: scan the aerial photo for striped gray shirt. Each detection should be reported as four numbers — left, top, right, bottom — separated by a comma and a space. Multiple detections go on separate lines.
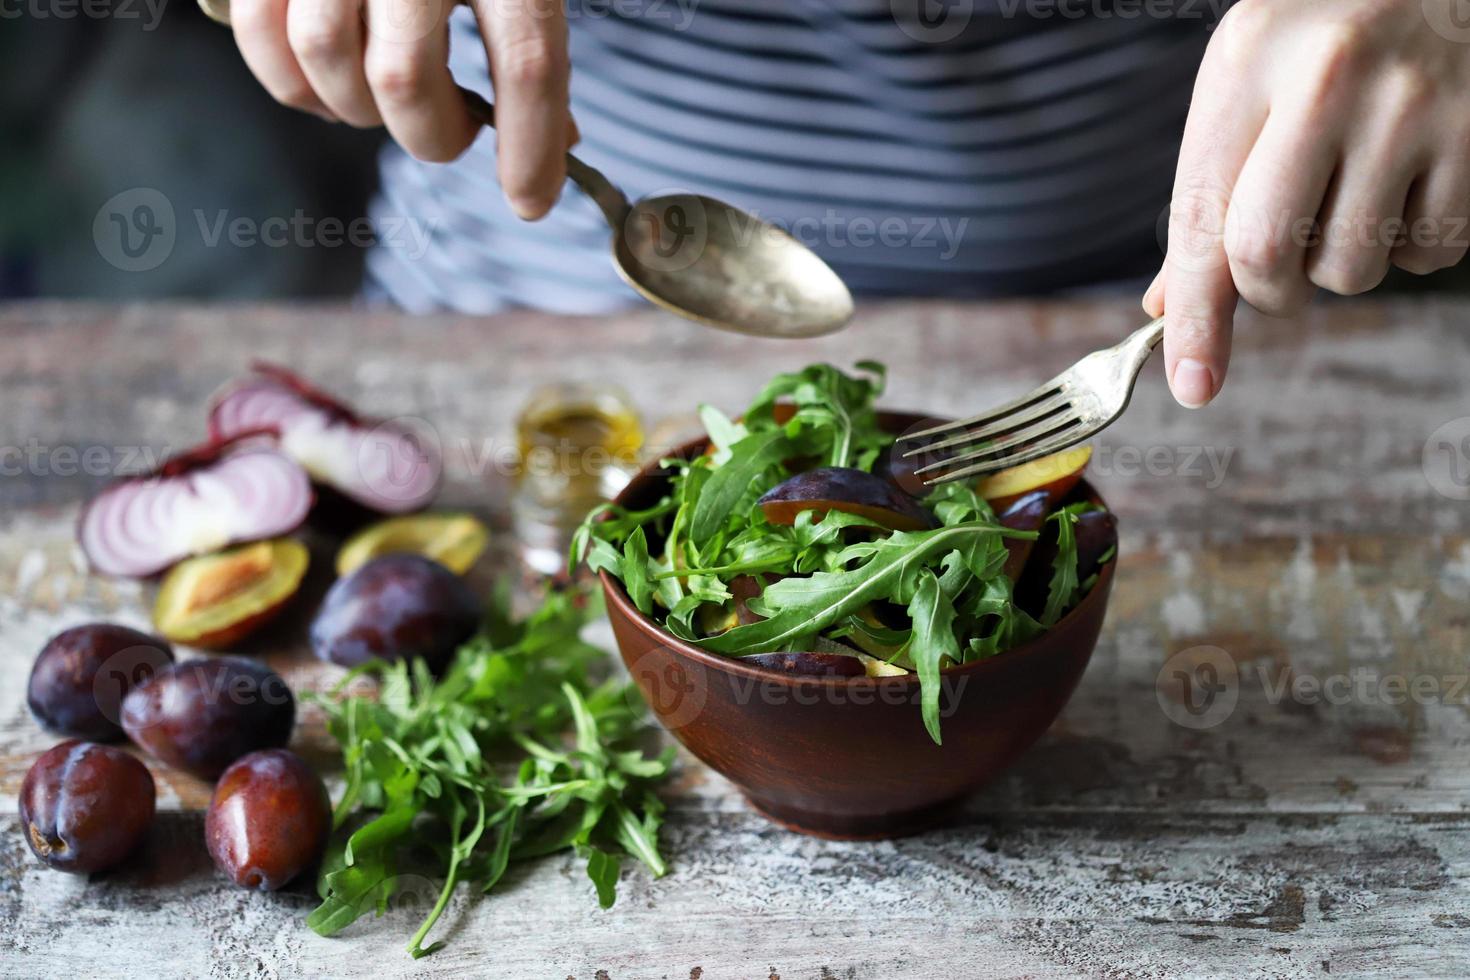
367, 1, 1216, 314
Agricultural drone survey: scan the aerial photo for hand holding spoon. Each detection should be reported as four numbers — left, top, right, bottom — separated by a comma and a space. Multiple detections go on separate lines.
197, 0, 854, 338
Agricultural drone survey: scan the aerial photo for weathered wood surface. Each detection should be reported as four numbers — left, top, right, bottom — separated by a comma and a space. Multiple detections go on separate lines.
1, 300, 1468, 979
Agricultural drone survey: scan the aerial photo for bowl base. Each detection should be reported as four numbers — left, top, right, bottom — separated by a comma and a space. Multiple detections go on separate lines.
742, 793, 964, 841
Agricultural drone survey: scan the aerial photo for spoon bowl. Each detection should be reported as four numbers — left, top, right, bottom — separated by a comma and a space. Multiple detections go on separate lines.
614, 194, 854, 339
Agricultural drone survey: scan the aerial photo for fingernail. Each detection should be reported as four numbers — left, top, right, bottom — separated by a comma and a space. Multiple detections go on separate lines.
1171, 358, 1216, 409
508, 195, 553, 220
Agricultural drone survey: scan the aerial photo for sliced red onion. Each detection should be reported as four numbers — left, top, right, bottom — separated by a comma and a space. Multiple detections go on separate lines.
78, 437, 312, 578
209, 363, 440, 514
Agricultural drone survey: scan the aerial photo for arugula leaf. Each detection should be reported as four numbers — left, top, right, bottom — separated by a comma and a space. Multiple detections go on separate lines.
1041, 504, 1089, 626
697, 522, 1015, 654
906, 569, 959, 744
306, 586, 671, 957
698, 404, 747, 466
621, 526, 655, 614
584, 847, 622, 909
688, 429, 791, 544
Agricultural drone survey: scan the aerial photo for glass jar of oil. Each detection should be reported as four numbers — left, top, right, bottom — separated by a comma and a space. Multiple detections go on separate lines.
512, 382, 644, 576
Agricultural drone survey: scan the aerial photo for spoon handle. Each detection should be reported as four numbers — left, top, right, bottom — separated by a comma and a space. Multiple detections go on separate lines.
455, 88, 630, 228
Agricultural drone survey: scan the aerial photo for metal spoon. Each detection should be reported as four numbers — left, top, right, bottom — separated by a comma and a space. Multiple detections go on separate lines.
197, 0, 854, 338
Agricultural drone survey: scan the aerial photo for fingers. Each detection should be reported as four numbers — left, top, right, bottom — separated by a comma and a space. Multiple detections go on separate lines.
288, 0, 380, 127
1160, 15, 1267, 409
1305, 82, 1426, 296
233, 0, 335, 120
364, 0, 478, 162
1393, 159, 1470, 276
1223, 102, 1338, 317
1142, 268, 1164, 319
474, 0, 572, 218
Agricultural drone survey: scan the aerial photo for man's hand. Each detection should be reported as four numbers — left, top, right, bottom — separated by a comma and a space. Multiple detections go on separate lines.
1147, 0, 1470, 407
231, 0, 577, 218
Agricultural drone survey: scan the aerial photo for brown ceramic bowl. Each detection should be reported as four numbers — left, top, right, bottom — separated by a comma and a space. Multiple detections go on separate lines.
600, 412, 1114, 839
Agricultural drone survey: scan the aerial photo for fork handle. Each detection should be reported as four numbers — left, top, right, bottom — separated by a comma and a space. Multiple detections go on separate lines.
1130, 316, 1167, 352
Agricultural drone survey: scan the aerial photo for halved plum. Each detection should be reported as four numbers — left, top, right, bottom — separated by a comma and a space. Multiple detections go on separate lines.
978, 445, 1092, 511
996, 490, 1050, 582
759, 467, 936, 531
336, 512, 488, 577
153, 538, 309, 649
1015, 508, 1118, 620
880, 416, 951, 497
697, 574, 768, 637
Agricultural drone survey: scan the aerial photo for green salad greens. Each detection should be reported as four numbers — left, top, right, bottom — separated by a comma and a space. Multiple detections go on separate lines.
306, 586, 671, 958
574, 361, 1110, 744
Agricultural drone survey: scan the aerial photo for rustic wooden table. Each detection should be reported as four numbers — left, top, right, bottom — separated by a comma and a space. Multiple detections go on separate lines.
2, 300, 1468, 979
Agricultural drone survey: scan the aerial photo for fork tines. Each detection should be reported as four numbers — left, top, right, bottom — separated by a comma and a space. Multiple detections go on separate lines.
898, 380, 1085, 485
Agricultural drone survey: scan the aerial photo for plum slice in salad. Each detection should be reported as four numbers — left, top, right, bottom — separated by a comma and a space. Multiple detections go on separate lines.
575, 361, 1114, 744
209, 361, 440, 514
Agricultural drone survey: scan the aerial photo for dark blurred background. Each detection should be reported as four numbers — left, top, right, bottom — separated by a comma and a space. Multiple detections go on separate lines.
1, 1, 381, 300
4, 2, 1468, 304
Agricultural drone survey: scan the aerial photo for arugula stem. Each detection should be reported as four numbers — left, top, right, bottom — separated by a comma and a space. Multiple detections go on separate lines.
408, 855, 460, 959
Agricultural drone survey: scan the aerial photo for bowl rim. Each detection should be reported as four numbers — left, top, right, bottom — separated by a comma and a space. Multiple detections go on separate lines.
598, 416, 1115, 691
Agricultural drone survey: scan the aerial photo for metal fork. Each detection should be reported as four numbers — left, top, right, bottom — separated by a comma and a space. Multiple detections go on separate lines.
899, 317, 1165, 486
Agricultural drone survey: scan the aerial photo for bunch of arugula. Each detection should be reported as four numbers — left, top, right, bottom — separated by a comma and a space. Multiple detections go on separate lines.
305, 586, 672, 958
573, 362, 1103, 745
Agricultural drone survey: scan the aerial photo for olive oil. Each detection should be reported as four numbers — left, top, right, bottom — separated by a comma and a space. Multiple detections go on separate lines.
512, 383, 643, 575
